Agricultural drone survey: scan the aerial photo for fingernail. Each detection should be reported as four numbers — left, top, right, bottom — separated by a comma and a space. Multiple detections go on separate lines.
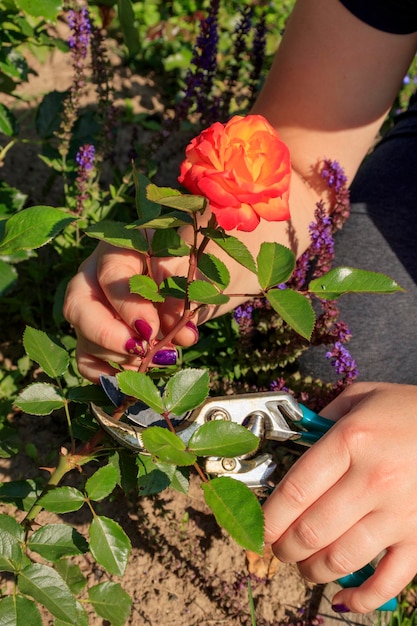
134, 319, 153, 342
152, 349, 177, 366
332, 604, 350, 614
125, 338, 147, 357
186, 321, 199, 342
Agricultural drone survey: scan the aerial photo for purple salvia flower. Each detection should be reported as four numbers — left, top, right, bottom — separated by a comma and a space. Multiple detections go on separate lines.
326, 341, 358, 381
67, 7, 92, 61
74, 143, 95, 214
321, 158, 348, 194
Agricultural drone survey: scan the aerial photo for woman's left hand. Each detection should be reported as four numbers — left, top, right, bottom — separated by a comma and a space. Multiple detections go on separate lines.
262, 381, 417, 613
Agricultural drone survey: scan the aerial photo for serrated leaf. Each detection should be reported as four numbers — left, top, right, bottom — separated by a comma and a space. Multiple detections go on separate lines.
17, 563, 78, 623
89, 516, 131, 576
257, 242, 295, 289
0, 103, 17, 137
117, 371, 164, 413
15, 383, 66, 416
85, 464, 119, 501
163, 368, 209, 415
133, 212, 193, 229
37, 486, 85, 514
54, 560, 87, 595
23, 326, 69, 378
189, 421, 259, 457
0, 206, 74, 255
137, 454, 171, 495
0, 480, 40, 511
129, 274, 164, 302
88, 581, 132, 626
188, 280, 229, 305
0, 514, 24, 542
0, 595, 42, 626
54, 600, 89, 626
147, 184, 207, 213
133, 170, 160, 221
203, 228, 257, 273
0, 527, 24, 572
85, 221, 148, 252
159, 276, 187, 299
28, 524, 88, 561
197, 253, 230, 289
157, 463, 190, 494
141, 427, 196, 466
308, 267, 404, 299
266, 288, 315, 340
202, 477, 264, 554
151, 228, 189, 257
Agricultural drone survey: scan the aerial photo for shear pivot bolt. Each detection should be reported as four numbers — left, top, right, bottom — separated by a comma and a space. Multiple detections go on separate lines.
222, 458, 236, 471
205, 408, 230, 422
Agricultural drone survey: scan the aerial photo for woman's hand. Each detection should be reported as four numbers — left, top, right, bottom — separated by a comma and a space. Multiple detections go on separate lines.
263, 382, 417, 613
63, 242, 199, 382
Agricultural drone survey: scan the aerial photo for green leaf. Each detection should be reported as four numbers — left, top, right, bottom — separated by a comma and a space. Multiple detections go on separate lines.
147, 184, 207, 213
157, 463, 190, 494
85, 464, 119, 501
14, 0, 62, 21
188, 280, 229, 305
134, 212, 193, 229
129, 274, 164, 302
0, 595, 42, 626
308, 267, 404, 299
89, 516, 131, 576
0, 260, 17, 296
137, 454, 171, 495
159, 276, 188, 299
0, 480, 41, 511
0, 103, 17, 137
88, 581, 132, 626
85, 221, 148, 252
117, 0, 140, 57
198, 253, 230, 289
117, 371, 164, 413
202, 477, 264, 554
141, 427, 196, 466
257, 242, 295, 289
0, 527, 24, 573
28, 524, 88, 561
36, 90, 66, 139
23, 326, 69, 378
151, 228, 189, 256
0, 206, 75, 255
266, 288, 315, 340
54, 601, 89, 626
189, 421, 259, 457
54, 560, 87, 595
37, 486, 85, 514
17, 563, 79, 623
0, 514, 24, 541
163, 368, 209, 415
15, 383, 66, 416
203, 228, 257, 273
133, 171, 160, 221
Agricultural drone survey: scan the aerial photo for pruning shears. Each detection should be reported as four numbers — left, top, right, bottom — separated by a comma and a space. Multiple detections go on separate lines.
90, 375, 397, 612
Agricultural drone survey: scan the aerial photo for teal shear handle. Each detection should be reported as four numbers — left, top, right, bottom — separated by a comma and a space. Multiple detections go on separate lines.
297, 403, 397, 612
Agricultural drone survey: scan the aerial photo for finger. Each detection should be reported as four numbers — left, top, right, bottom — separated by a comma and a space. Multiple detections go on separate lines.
319, 382, 378, 420
297, 510, 395, 584
65, 272, 144, 356
96, 245, 162, 339
331, 544, 417, 614
263, 430, 351, 545
75, 349, 122, 383
272, 466, 375, 564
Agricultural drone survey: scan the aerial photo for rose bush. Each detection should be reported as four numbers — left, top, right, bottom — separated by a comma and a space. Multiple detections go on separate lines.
178, 114, 291, 232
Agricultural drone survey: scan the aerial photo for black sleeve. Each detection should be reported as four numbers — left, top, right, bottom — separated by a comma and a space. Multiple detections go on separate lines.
339, 0, 417, 34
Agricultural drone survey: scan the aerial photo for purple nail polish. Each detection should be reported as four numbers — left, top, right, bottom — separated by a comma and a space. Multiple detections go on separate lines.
186, 321, 199, 342
134, 319, 153, 342
125, 338, 146, 357
152, 349, 177, 366
332, 604, 350, 614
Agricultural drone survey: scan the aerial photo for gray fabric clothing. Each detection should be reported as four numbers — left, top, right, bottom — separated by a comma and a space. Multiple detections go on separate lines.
300, 102, 417, 384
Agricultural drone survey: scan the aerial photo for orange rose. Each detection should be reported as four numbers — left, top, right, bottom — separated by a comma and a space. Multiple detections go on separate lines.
178, 114, 291, 232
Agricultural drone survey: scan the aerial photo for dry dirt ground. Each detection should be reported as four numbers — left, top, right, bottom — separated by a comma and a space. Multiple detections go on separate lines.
0, 23, 390, 626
